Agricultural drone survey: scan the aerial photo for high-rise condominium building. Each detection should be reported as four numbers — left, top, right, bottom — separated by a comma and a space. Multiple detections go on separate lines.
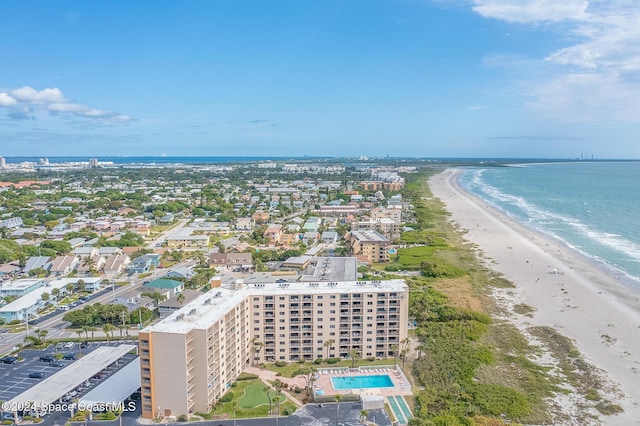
139, 279, 408, 419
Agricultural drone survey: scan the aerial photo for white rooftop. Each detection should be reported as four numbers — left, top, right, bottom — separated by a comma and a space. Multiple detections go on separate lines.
144, 279, 407, 335
0, 279, 44, 291
0, 279, 71, 313
8, 345, 136, 407
79, 357, 141, 406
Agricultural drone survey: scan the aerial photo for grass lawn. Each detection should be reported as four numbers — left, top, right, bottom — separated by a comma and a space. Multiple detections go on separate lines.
238, 383, 285, 408
211, 379, 297, 419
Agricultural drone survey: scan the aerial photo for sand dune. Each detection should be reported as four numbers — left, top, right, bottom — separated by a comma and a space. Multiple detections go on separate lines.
429, 169, 640, 424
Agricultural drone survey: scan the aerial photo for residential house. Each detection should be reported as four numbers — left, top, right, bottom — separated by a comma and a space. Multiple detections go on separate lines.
263, 224, 283, 245
209, 253, 253, 270
103, 254, 131, 276
235, 217, 253, 231
321, 231, 338, 244
142, 279, 184, 300
0, 278, 46, 298
164, 266, 196, 280
50, 255, 79, 276
22, 256, 51, 274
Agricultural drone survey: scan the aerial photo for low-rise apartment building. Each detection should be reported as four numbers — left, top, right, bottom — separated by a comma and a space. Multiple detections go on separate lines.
139, 279, 408, 420
345, 230, 392, 263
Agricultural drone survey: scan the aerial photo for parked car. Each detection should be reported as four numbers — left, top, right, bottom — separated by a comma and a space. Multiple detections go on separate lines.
62, 353, 76, 360
40, 355, 55, 362
93, 372, 104, 379
50, 361, 64, 367
0, 356, 18, 364
29, 372, 45, 378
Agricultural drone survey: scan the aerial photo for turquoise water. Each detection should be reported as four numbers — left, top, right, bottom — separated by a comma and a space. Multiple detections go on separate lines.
330, 374, 393, 390
459, 162, 640, 290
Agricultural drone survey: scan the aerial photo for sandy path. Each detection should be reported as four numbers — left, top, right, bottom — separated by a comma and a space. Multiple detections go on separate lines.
429, 169, 640, 424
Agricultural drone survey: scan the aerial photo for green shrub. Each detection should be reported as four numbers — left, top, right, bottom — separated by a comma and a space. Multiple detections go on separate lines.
219, 391, 234, 403
236, 372, 258, 381
275, 360, 287, 367
177, 415, 188, 422
2, 420, 14, 425
469, 383, 531, 418
231, 382, 238, 388
103, 411, 117, 420
326, 358, 341, 364
313, 358, 323, 364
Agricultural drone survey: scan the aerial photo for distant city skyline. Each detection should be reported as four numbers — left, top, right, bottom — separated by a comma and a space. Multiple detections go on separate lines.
1, 1, 640, 159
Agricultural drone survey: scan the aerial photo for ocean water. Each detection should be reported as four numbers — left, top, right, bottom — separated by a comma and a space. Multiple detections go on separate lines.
459, 162, 640, 290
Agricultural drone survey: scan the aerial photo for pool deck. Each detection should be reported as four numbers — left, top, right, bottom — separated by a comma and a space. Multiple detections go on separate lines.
313, 365, 413, 398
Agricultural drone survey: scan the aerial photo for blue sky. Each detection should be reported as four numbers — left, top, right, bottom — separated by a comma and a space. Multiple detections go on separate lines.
1, 0, 639, 159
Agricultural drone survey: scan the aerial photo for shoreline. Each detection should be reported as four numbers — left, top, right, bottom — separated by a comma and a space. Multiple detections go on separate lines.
429, 168, 640, 423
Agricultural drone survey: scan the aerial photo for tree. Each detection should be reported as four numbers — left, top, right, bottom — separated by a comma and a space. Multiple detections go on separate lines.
360, 409, 368, 422
176, 293, 186, 305
273, 379, 283, 417
349, 349, 361, 369
103, 323, 115, 343
232, 400, 238, 426
391, 344, 399, 366
82, 256, 96, 275
264, 386, 273, 415
41, 292, 50, 302
51, 287, 61, 300
334, 394, 343, 426
65, 283, 75, 294
251, 339, 264, 366
324, 339, 335, 360
36, 329, 48, 348
400, 337, 411, 369
76, 279, 86, 292
293, 366, 317, 399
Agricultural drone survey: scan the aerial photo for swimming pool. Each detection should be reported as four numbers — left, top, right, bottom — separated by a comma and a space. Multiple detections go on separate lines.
331, 374, 394, 390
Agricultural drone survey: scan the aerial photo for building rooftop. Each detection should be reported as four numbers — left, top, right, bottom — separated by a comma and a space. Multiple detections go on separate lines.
143, 278, 183, 289
143, 279, 407, 335
349, 230, 390, 242
79, 357, 141, 406
7, 345, 136, 406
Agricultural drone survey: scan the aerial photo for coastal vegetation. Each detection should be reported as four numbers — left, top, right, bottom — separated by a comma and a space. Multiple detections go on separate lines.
401, 172, 561, 425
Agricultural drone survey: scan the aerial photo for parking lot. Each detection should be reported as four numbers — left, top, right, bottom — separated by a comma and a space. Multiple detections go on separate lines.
0, 341, 138, 404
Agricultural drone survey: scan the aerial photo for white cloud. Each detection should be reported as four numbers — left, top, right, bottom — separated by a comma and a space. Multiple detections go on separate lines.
0, 93, 18, 107
0, 86, 133, 123
470, 0, 640, 123
11, 87, 65, 104
472, 0, 588, 23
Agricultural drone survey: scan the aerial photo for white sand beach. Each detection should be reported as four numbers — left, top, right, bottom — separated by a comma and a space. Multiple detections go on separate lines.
429, 169, 640, 424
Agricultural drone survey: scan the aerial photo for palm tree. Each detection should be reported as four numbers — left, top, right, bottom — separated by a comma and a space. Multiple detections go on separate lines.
41, 292, 50, 303
51, 288, 61, 300
176, 293, 186, 304
349, 349, 361, 369
359, 409, 368, 422
264, 386, 273, 415
65, 283, 75, 295
82, 325, 91, 340
232, 400, 238, 426
400, 337, 411, 368
324, 339, 334, 360
82, 256, 96, 275
103, 323, 115, 343
36, 329, 48, 348
273, 379, 283, 417
76, 279, 86, 293
334, 394, 343, 426
391, 344, 399, 366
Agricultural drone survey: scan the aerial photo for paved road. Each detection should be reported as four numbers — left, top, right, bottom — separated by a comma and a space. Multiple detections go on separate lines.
0, 260, 195, 356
